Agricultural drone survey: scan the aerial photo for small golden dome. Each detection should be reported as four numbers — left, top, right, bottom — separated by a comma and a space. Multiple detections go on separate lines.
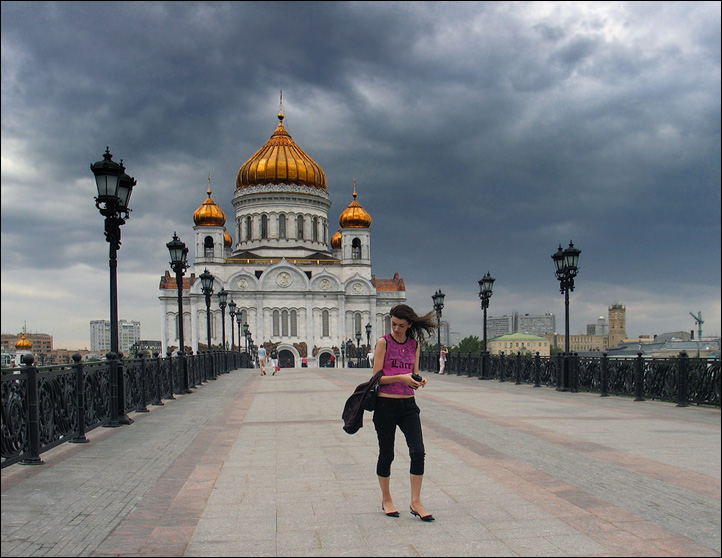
339, 182, 372, 229
236, 112, 327, 191
331, 229, 342, 249
193, 189, 226, 227
15, 334, 32, 350
224, 230, 232, 248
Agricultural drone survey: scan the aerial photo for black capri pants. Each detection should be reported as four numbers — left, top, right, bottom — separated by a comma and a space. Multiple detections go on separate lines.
372, 397, 425, 477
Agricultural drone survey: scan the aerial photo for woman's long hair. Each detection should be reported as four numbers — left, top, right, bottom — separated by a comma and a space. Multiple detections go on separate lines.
390, 304, 438, 342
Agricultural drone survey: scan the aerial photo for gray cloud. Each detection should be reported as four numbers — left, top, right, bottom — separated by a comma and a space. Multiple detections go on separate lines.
2, 1, 719, 348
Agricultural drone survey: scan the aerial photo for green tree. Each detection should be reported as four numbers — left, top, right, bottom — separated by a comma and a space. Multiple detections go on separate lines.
450, 335, 483, 354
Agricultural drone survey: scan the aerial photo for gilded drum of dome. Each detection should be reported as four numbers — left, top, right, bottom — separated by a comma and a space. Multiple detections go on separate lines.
236, 113, 327, 191
331, 229, 342, 249
224, 231, 232, 248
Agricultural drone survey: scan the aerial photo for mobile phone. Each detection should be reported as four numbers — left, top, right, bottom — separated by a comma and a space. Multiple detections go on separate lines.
411, 373, 423, 382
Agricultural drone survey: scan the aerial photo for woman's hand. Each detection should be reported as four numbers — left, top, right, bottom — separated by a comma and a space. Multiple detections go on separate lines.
405, 373, 425, 389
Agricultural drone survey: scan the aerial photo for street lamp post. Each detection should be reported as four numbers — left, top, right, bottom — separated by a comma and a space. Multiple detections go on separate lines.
218, 288, 228, 351
552, 241, 581, 392
478, 272, 495, 380
355, 330, 362, 367
341, 340, 345, 368
228, 300, 236, 351
166, 232, 191, 394
243, 322, 249, 355
365, 323, 372, 366
432, 289, 445, 373
200, 268, 216, 380
92, 148, 136, 426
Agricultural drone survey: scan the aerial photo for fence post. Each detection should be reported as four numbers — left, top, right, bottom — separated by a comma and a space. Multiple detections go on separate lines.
136, 353, 149, 413
534, 352, 541, 387
152, 352, 164, 406
166, 349, 177, 399
20, 354, 43, 465
634, 352, 645, 401
677, 351, 689, 407
70, 353, 89, 444
600, 353, 609, 397
571, 353, 578, 393
515, 352, 522, 384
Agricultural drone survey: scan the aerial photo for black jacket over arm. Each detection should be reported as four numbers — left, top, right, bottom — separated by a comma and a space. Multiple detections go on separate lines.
342, 372, 383, 434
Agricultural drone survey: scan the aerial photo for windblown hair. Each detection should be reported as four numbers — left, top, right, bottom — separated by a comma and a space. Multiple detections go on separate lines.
390, 304, 438, 342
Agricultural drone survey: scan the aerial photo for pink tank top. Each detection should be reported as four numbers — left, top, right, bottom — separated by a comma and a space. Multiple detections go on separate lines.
377, 333, 417, 397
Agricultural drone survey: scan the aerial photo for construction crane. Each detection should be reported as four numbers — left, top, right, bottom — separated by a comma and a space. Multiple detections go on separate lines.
689, 311, 704, 341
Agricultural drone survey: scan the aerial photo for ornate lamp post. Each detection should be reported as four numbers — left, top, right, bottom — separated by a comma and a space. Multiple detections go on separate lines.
200, 268, 216, 379
432, 289, 445, 373
228, 299, 236, 351
243, 322, 249, 354
478, 272, 495, 380
92, 148, 136, 426
218, 288, 228, 351
365, 323, 372, 366
341, 339, 346, 368
552, 241, 581, 391
355, 330, 362, 367
166, 232, 191, 394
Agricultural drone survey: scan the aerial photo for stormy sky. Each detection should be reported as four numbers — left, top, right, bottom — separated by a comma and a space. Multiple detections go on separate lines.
1, 1, 720, 350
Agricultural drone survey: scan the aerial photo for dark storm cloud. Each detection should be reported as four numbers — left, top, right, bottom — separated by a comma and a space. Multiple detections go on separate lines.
1, 1, 719, 347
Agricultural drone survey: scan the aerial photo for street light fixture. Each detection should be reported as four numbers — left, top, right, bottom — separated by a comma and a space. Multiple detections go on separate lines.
365, 323, 372, 367
432, 289, 445, 373
92, 148, 136, 426
166, 232, 191, 394
552, 241, 581, 391
355, 330, 362, 367
200, 268, 216, 380
218, 288, 228, 351
228, 299, 237, 351
243, 322, 249, 354
478, 272, 495, 380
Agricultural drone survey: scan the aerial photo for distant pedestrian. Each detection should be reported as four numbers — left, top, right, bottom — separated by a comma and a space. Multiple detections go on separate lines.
270, 346, 279, 375
329, 353, 336, 368
367, 349, 374, 368
258, 344, 267, 376
370, 303, 438, 521
439, 345, 448, 374
301, 356, 308, 368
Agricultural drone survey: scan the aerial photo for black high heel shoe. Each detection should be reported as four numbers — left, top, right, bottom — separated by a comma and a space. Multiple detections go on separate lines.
382, 502, 399, 517
410, 507, 435, 521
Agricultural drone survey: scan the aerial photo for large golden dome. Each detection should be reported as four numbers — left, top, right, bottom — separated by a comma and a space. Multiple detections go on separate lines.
193, 189, 226, 227
339, 184, 372, 229
15, 334, 32, 350
236, 112, 327, 191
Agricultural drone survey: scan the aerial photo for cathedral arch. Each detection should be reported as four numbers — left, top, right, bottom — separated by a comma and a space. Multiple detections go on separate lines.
203, 236, 214, 258
279, 214, 287, 239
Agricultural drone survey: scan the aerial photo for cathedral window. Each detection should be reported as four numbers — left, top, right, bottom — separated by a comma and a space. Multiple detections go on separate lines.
354, 313, 362, 335
273, 310, 280, 337
261, 214, 268, 239
297, 215, 304, 239
204, 236, 214, 258
282, 310, 289, 336
322, 310, 329, 337
312, 217, 319, 242
279, 214, 286, 239
323, 220, 327, 243
352, 238, 361, 259
245, 216, 252, 241
384, 315, 391, 335
290, 310, 297, 336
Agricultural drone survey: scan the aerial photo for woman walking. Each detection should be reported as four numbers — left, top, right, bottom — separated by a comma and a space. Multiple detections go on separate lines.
439, 345, 448, 374
371, 304, 437, 521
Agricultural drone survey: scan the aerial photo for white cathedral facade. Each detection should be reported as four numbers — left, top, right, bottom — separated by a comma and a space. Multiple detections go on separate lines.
159, 109, 406, 367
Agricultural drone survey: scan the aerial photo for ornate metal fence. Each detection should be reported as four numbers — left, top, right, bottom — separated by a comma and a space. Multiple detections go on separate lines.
1, 350, 243, 469
421, 351, 720, 407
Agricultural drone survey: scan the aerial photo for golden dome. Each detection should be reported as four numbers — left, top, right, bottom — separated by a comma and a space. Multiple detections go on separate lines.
15, 334, 32, 350
193, 189, 226, 227
339, 182, 372, 229
224, 230, 232, 248
331, 229, 342, 249
236, 112, 327, 191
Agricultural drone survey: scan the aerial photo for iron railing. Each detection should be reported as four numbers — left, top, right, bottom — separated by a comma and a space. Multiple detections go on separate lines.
1, 350, 248, 468
422, 351, 720, 407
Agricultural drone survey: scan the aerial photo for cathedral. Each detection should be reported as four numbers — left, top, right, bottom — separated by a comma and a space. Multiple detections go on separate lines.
158, 106, 406, 367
